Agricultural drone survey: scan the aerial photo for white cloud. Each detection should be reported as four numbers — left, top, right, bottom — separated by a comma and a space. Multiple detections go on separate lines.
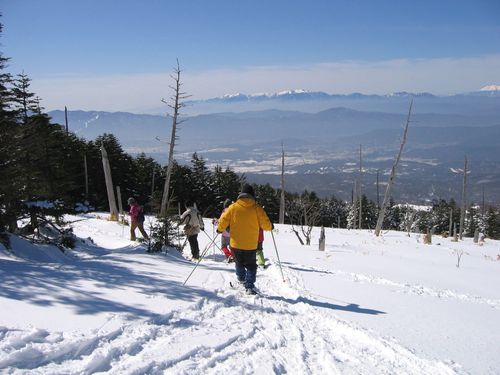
31, 55, 500, 113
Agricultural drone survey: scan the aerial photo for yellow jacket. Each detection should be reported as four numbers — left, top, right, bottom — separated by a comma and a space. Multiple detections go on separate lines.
217, 196, 272, 250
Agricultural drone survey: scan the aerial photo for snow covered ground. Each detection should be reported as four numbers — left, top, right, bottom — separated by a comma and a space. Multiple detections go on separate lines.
1, 213, 499, 374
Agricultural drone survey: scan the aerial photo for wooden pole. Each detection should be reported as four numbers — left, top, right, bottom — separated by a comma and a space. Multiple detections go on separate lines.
448, 208, 453, 237
64, 106, 69, 134
84, 153, 89, 200
279, 142, 286, 224
358, 144, 363, 230
100, 146, 119, 221
319, 226, 325, 251
376, 169, 380, 211
151, 166, 155, 198
459, 156, 468, 240
116, 186, 123, 215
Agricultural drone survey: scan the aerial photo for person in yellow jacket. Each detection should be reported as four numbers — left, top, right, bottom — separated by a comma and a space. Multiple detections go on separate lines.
217, 184, 273, 294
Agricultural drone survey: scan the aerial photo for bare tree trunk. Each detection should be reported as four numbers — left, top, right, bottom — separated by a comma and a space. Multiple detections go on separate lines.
64, 106, 69, 134
160, 60, 189, 217
279, 142, 285, 224
116, 186, 123, 215
459, 156, 468, 240
448, 208, 453, 237
101, 146, 118, 221
319, 226, 325, 251
376, 169, 380, 212
375, 100, 413, 236
423, 228, 432, 244
452, 223, 458, 242
473, 228, 479, 243
406, 208, 416, 236
151, 166, 155, 198
84, 153, 89, 200
358, 144, 363, 230
352, 180, 358, 229
291, 225, 304, 245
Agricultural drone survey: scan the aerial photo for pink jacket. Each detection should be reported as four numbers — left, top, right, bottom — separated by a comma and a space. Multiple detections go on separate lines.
129, 203, 142, 223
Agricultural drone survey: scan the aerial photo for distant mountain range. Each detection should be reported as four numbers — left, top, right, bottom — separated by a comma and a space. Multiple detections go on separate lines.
183, 86, 500, 116
194, 85, 500, 103
48, 101, 500, 203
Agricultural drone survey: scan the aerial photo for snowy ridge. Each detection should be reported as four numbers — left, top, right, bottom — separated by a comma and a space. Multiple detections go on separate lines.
479, 85, 500, 91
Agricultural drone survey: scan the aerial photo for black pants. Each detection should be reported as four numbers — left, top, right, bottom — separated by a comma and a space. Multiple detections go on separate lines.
232, 249, 257, 289
188, 234, 200, 258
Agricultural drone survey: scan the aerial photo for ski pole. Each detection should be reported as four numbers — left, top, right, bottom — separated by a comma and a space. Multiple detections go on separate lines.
183, 232, 220, 286
270, 230, 285, 282
202, 229, 225, 255
179, 236, 188, 251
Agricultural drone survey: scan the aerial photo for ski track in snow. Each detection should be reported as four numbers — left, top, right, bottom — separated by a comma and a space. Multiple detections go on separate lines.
286, 263, 500, 310
0, 259, 459, 375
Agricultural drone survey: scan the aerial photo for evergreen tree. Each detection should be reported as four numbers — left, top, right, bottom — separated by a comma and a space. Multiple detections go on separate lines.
360, 195, 378, 230
132, 153, 162, 211
190, 153, 215, 215
484, 206, 500, 240
319, 196, 348, 228
170, 161, 194, 214
11, 71, 39, 123
254, 183, 280, 222
465, 204, 478, 238
382, 199, 401, 230
211, 165, 244, 215
0, 21, 22, 235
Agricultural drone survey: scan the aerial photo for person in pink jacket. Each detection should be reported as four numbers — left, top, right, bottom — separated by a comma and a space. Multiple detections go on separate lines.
127, 197, 149, 241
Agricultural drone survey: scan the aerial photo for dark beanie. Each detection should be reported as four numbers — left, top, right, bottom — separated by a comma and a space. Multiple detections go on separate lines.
241, 183, 255, 197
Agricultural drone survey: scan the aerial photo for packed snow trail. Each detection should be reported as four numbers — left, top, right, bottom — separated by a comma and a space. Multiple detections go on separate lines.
0, 262, 457, 373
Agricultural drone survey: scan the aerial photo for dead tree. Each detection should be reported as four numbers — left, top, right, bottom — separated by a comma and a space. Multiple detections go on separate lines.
358, 144, 363, 229
319, 226, 325, 251
279, 142, 286, 224
448, 208, 453, 237
160, 60, 189, 217
287, 195, 321, 245
459, 156, 468, 240
101, 145, 118, 221
375, 100, 413, 236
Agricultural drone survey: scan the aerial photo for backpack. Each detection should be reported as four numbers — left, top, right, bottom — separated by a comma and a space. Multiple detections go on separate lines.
137, 206, 145, 223
186, 209, 200, 227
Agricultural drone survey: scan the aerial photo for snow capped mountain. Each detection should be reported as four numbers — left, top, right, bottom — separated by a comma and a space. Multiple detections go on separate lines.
386, 91, 435, 98
199, 90, 437, 104
207, 89, 331, 102
479, 84, 500, 91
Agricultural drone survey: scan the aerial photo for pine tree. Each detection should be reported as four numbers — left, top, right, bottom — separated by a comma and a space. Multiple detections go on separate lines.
484, 206, 500, 240
319, 196, 348, 228
253, 183, 280, 222
132, 153, 162, 211
11, 71, 39, 123
0, 20, 22, 236
190, 153, 214, 214
212, 165, 244, 214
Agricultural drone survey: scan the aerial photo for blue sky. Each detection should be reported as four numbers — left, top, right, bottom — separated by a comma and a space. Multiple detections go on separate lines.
2, 0, 500, 112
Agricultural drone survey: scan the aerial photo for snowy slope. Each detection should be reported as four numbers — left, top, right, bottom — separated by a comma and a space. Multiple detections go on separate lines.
1, 213, 499, 374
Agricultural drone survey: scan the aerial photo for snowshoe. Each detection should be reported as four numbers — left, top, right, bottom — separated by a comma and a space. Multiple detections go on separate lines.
245, 287, 257, 295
